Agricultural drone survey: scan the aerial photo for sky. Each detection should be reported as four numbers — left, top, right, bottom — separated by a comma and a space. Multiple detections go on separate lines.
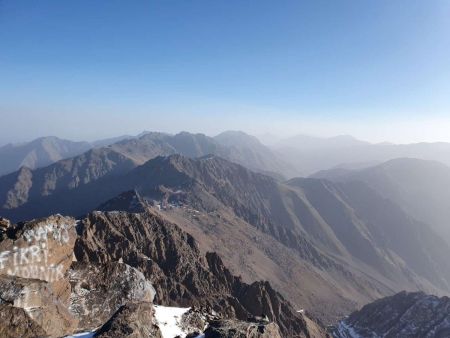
1, 0, 450, 144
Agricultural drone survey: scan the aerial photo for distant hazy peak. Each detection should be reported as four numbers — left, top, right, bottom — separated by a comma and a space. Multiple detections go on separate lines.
0, 136, 92, 177
275, 133, 370, 150
214, 130, 263, 147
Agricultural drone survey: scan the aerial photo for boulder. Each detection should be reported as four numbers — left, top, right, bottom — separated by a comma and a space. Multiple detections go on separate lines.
0, 215, 77, 284
203, 319, 283, 338
69, 261, 156, 331
95, 302, 163, 338
0, 304, 47, 338
0, 275, 78, 337
0, 215, 78, 337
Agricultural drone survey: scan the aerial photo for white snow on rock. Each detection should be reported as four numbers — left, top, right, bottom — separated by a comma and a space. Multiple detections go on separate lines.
154, 305, 191, 338
65, 332, 95, 338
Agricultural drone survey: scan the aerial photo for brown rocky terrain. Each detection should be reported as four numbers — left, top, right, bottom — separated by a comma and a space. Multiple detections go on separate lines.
95, 302, 163, 338
0, 304, 47, 338
69, 261, 156, 331
0, 215, 79, 337
87, 155, 450, 322
75, 210, 325, 337
0, 214, 164, 337
0, 210, 323, 337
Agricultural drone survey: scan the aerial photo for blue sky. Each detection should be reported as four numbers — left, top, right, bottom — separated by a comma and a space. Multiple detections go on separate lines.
1, 0, 450, 143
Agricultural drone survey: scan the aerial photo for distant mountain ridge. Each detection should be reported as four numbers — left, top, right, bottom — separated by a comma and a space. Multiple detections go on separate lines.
273, 134, 450, 175
0, 130, 292, 179
0, 136, 91, 176
7, 131, 450, 179
0, 134, 138, 177
108, 130, 293, 178
312, 158, 450, 245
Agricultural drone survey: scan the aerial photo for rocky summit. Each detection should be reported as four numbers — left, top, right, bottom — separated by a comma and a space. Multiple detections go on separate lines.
0, 210, 326, 337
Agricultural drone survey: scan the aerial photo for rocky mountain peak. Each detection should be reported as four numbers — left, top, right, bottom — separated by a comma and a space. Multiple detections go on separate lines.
96, 189, 149, 213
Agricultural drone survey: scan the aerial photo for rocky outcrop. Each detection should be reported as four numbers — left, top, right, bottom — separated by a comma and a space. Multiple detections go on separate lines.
69, 261, 156, 331
205, 251, 310, 336
0, 304, 47, 338
0, 214, 77, 283
74, 210, 315, 337
95, 302, 163, 338
0, 207, 326, 337
203, 319, 282, 338
0, 215, 163, 338
0, 215, 78, 337
96, 190, 149, 213
334, 291, 450, 338
0, 275, 78, 336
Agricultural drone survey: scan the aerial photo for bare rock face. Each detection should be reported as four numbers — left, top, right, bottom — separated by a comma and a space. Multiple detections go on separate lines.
0, 215, 78, 337
0, 275, 78, 337
203, 319, 283, 338
0, 304, 47, 338
69, 261, 156, 331
0, 214, 77, 283
74, 211, 315, 337
95, 302, 163, 338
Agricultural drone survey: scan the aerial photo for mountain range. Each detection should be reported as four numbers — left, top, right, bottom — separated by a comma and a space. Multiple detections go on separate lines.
271, 134, 450, 176
0, 134, 137, 177
312, 157, 450, 245
1, 130, 450, 336
1, 142, 450, 325
6, 131, 450, 180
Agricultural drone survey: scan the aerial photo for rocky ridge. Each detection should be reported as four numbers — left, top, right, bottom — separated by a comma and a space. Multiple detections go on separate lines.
75, 209, 325, 337
334, 291, 450, 338
0, 209, 324, 337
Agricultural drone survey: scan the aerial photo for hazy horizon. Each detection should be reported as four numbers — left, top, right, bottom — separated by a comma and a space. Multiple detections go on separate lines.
4, 126, 450, 148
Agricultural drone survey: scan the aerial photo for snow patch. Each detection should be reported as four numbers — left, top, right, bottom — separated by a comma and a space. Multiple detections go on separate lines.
65, 332, 95, 338
154, 305, 191, 338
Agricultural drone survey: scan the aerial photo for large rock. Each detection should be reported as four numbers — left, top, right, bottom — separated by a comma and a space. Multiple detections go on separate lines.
0, 215, 78, 337
95, 302, 163, 338
69, 261, 156, 331
0, 304, 47, 338
0, 215, 77, 284
0, 275, 78, 337
203, 319, 282, 338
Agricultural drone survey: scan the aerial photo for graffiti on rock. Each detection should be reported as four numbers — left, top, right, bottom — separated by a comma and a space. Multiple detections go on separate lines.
0, 222, 72, 282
